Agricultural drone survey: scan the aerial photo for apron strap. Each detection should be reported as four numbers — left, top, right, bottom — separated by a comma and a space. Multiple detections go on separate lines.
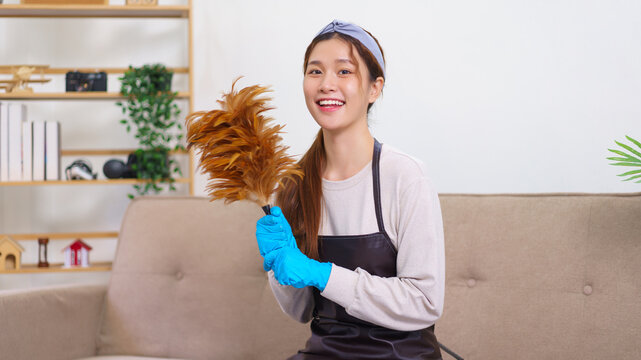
372, 139, 386, 234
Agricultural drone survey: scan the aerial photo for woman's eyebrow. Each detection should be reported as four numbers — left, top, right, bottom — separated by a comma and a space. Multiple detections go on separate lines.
335, 58, 354, 65
308, 59, 354, 66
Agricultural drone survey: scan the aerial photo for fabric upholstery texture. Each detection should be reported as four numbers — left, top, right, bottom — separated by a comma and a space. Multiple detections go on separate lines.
96, 197, 310, 360
437, 193, 641, 359
1, 194, 638, 360
0, 284, 106, 360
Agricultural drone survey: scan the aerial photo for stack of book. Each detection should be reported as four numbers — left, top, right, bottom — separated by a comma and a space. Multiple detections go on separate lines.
0, 102, 61, 182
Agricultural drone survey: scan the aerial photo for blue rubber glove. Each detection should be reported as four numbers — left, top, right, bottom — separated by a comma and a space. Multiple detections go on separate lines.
267, 246, 333, 291
255, 206, 297, 271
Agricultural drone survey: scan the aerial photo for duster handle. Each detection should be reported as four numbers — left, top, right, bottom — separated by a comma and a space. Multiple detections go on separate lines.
262, 204, 271, 215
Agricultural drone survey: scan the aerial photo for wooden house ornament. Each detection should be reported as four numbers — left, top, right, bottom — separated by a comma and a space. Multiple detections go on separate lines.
62, 239, 92, 268
0, 235, 25, 271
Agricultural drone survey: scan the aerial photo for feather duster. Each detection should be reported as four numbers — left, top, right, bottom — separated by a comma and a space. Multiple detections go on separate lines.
185, 79, 302, 214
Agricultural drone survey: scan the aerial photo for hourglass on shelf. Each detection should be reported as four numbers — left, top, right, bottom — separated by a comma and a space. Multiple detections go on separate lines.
38, 237, 49, 268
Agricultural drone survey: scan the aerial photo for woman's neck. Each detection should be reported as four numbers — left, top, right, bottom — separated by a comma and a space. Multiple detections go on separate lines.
322, 127, 374, 181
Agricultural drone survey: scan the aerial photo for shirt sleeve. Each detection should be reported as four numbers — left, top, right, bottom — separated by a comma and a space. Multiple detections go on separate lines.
267, 269, 315, 323
320, 176, 445, 331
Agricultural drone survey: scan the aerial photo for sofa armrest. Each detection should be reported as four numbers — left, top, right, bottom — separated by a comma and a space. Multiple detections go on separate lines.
0, 284, 107, 360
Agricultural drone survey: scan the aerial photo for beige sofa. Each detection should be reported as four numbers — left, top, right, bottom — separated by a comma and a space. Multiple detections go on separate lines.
0, 194, 639, 360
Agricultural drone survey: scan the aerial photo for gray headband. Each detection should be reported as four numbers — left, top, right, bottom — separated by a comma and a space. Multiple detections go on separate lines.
315, 19, 386, 78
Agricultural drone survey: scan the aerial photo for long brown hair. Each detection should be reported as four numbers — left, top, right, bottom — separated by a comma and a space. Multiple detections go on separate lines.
276, 29, 385, 260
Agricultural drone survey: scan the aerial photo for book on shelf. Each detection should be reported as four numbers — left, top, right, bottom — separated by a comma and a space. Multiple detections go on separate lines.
22, 121, 33, 181
8, 103, 26, 181
45, 121, 61, 181
0, 102, 8, 181
32, 121, 46, 181
0, 101, 61, 183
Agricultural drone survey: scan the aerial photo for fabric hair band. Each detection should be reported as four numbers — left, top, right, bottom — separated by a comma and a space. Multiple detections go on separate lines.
315, 19, 386, 78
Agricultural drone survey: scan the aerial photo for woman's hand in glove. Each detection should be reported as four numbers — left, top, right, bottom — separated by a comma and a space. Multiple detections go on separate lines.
265, 246, 333, 292
255, 206, 297, 271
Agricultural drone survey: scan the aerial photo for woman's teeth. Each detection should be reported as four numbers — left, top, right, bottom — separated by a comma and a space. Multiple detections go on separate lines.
319, 100, 345, 106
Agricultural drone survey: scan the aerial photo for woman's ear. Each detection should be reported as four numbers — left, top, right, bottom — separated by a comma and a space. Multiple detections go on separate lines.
368, 76, 385, 104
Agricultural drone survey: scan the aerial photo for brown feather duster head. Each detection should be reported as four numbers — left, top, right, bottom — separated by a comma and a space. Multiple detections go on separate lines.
185, 79, 303, 209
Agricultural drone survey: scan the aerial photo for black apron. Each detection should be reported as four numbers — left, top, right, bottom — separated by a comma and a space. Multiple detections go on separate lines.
289, 139, 442, 360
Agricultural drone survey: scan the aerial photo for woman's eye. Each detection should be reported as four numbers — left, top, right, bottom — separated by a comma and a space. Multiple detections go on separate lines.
339, 69, 352, 75
307, 69, 322, 75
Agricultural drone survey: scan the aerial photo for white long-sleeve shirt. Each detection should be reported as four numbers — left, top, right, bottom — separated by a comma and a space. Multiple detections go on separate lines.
268, 144, 445, 331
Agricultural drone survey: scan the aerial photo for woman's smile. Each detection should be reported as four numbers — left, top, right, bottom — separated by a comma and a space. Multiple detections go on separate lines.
316, 98, 346, 112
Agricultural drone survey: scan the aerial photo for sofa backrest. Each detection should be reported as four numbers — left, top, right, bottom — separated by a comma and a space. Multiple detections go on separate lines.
97, 194, 641, 360
437, 193, 641, 360
97, 197, 309, 360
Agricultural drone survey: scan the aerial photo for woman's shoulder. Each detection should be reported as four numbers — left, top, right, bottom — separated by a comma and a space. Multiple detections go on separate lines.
378, 143, 440, 207
380, 143, 430, 179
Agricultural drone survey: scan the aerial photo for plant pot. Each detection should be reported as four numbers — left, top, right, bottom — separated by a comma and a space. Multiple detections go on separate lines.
150, 72, 173, 92
128, 149, 170, 180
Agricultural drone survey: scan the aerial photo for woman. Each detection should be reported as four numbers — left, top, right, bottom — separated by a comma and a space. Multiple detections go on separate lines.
256, 19, 445, 359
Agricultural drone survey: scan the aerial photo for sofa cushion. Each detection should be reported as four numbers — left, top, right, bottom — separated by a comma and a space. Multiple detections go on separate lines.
437, 193, 641, 360
97, 197, 309, 360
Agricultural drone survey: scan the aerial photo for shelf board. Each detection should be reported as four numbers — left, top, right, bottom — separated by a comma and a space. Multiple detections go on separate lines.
7, 231, 118, 241
0, 5, 189, 18
1, 262, 112, 274
61, 148, 189, 156
0, 178, 191, 186
0, 66, 189, 74
0, 91, 190, 100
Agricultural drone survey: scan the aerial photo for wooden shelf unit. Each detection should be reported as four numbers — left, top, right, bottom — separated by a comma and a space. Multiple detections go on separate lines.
0, 1, 194, 276
0, 178, 191, 186
0, 5, 189, 18
0, 91, 190, 100
1, 262, 112, 274
0, 66, 189, 75
60, 148, 189, 156
8, 231, 118, 241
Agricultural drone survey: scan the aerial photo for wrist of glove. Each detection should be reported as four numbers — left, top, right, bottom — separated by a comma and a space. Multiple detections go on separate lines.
255, 206, 297, 271
255, 206, 332, 291
268, 246, 332, 291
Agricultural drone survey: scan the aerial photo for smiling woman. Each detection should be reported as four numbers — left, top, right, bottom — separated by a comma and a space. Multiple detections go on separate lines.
303, 38, 383, 134
254, 20, 447, 360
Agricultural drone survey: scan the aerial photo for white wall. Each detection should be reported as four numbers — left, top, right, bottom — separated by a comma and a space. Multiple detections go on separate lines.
1, 0, 639, 289
193, 0, 641, 194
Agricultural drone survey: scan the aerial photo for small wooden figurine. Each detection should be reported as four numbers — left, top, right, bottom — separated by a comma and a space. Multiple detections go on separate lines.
0, 235, 25, 271
62, 239, 93, 268
0, 65, 51, 94
38, 237, 50, 268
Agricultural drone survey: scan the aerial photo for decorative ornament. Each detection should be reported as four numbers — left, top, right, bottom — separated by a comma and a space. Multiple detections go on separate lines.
37, 237, 49, 268
0, 65, 51, 94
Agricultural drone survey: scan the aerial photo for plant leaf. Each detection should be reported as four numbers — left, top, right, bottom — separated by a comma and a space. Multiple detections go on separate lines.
610, 162, 641, 167
607, 157, 635, 162
607, 149, 641, 162
622, 174, 641, 182
615, 141, 641, 160
617, 169, 641, 177
626, 135, 641, 150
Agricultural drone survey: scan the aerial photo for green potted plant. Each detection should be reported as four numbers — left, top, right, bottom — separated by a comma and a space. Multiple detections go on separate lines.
116, 63, 184, 198
607, 135, 641, 183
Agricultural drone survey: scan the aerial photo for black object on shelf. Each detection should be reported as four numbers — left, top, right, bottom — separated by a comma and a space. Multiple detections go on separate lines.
65, 71, 107, 92
103, 154, 137, 179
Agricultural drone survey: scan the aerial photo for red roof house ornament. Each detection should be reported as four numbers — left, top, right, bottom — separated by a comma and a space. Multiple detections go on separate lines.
62, 239, 92, 268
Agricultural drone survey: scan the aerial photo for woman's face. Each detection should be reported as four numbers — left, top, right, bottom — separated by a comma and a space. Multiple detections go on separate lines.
303, 38, 382, 133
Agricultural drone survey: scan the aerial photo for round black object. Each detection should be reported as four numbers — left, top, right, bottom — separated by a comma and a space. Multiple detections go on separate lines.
103, 159, 127, 179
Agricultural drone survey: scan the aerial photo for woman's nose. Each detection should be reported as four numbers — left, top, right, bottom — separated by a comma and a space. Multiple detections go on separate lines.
319, 75, 336, 92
